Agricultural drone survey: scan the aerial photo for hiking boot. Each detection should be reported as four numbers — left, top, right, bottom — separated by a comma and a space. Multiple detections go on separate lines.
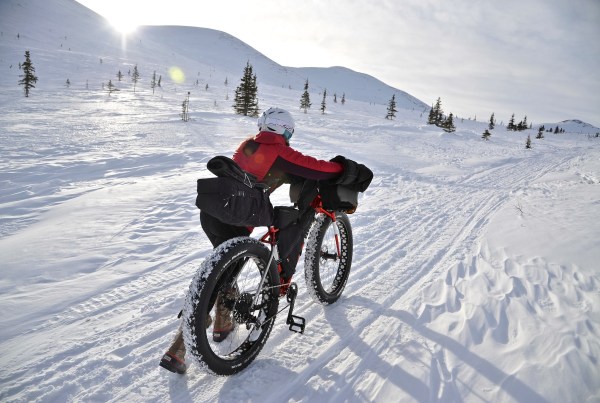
159, 351, 187, 374
213, 288, 238, 342
159, 314, 212, 374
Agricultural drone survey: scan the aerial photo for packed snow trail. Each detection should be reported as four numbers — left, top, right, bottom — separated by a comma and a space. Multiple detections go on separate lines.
1, 135, 586, 402
2, 1, 599, 399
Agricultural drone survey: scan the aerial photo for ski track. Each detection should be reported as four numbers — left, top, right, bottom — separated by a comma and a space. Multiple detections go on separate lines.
0, 143, 578, 402
181, 149, 575, 402
2, 3, 599, 400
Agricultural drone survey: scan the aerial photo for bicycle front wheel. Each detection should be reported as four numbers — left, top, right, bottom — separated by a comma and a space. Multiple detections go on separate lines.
183, 236, 280, 375
304, 212, 353, 304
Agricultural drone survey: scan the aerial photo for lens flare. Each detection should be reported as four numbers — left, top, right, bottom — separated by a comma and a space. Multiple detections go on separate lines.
169, 67, 185, 84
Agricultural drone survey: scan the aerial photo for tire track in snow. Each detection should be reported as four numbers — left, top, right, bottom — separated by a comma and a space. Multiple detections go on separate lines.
0, 147, 578, 403
229, 152, 577, 402
0, 178, 217, 402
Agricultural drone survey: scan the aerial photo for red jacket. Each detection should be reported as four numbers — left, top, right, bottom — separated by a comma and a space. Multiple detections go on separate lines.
232, 131, 343, 192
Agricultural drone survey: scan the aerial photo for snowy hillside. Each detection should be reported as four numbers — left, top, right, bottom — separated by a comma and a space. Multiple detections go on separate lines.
1, 0, 600, 402
0, 0, 426, 108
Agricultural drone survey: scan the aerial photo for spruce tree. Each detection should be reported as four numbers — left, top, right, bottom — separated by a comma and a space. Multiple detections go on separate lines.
427, 104, 436, 124
489, 112, 495, 130
131, 65, 140, 93
19, 50, 38, 97
482, 129, 492, 140
536, 126, 544, 139
300, 79, 311, 113
428, 97, 444, 125
320, 88, 327, 114
443, 113, 456, 132
385, 94, 397, 120
150, 70, 157, 94
107, 79, 118, 95
341, 93, 346, 105
525, 134, 532, 149
233, 61, 259, 116
507, 114, 516, 131
181, 91, 190, 121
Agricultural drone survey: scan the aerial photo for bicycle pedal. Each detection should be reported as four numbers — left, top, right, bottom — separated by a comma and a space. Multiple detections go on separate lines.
288, 314, 305, 334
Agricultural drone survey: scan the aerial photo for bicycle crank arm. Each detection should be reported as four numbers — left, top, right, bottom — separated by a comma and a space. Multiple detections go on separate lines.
285, 283, 305, 334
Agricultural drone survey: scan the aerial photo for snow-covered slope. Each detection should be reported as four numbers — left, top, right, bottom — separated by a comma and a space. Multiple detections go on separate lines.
1, 1, 599, 402
0, 0, 427, 109
540, 119, 600, 135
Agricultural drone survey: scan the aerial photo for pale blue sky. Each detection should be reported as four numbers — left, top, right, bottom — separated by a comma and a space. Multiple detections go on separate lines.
76, 0, 599, 127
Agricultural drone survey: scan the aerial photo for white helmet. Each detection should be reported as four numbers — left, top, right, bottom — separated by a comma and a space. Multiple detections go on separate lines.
257, 107, 295, 141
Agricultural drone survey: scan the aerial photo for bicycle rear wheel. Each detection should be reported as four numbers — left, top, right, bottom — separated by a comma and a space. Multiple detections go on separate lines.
183, 236, 280, 375
304, 212, 353, 304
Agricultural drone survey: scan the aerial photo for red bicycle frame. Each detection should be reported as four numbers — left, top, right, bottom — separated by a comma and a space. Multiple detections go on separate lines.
259, 195, 341, 296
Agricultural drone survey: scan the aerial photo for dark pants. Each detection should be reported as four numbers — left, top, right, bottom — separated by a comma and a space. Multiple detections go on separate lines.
200, 211, 251, 248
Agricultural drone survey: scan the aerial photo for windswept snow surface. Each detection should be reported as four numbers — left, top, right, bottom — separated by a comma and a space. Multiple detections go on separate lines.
1, 1, 600, 402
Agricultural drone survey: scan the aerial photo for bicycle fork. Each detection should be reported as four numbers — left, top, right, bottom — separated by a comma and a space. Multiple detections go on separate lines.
252, 232, 305, 334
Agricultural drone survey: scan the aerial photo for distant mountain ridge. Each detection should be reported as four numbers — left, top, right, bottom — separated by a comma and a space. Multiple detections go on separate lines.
1, 0, 597, 130
0, 0, 427, 109
539, 119, 600, 134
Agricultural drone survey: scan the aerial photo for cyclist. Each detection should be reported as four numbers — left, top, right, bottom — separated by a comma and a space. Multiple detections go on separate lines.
160, 107, 344, 374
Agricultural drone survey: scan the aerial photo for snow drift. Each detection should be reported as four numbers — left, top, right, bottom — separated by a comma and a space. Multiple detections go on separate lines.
1, 0, 599, 402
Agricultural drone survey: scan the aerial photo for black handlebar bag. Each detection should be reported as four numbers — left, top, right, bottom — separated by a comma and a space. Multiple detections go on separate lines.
319, 184, 359, 213
195, 176, 273, 227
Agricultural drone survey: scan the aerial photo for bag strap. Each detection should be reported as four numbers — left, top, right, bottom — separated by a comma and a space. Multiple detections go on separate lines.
207, 156, 259, 188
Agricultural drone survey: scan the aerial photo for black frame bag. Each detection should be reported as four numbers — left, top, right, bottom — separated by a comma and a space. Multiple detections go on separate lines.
195, 176, 273, 227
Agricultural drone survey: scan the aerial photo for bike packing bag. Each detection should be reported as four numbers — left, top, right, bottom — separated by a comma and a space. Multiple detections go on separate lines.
319, 184, 359, 213
196, 176, 274, 227
273, 206, 311, 280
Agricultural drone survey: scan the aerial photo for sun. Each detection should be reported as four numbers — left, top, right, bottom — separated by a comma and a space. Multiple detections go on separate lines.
108, 15, 138, 35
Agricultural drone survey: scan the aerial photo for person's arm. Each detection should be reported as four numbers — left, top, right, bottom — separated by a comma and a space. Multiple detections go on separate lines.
273, 145, 343, 180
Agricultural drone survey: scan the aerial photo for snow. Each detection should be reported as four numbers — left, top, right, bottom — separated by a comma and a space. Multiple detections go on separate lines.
1, 0, 599, 402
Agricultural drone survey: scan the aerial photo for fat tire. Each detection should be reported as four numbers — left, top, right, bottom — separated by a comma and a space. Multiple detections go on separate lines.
182, 236, 279, 375
304, 212, 353, 304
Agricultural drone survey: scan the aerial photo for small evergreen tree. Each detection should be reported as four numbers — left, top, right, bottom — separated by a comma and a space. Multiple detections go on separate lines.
181, 91, 190, 121
18, 50, 38, 97
320, 88, 327, 114
233, 61, 259, 116
442, 113, 456, 132
117, 70, 123, 81
536, 126, 545, 139
482, 129, 492, 140
489, 112, 496, 130
385, 94, 397, 120
333, 93, 337, 103
150, 70, 157, 94
131, 65, 140, 93
507, 113, 516, 131
427, 104, 436, 124
525, 134, 532, 149
106, 79, 118, 95
428, 97, 444, 125
65, 79, 70, 88
300, 79, 311, 113
341, 93, 346, 105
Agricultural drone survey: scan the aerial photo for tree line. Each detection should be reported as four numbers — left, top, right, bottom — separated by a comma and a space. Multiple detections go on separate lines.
15, 51, 594, 138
